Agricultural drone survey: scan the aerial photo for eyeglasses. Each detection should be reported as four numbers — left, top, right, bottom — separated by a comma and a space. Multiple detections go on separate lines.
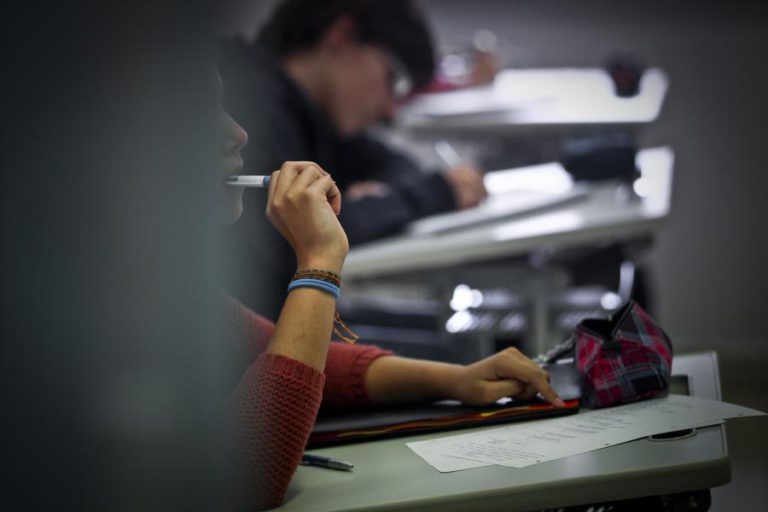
383, 51, 413, 101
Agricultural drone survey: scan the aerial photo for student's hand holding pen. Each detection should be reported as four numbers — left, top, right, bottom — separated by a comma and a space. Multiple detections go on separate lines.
434, 140, 488, 210
365, 347, 565, 408
443, 164, 488, 210
266, 161, 348, 274
264, 161, 348, 370
451, 347, 565, 407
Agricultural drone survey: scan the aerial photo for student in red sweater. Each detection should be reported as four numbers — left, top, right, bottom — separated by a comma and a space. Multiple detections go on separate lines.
217, 85, 564, 510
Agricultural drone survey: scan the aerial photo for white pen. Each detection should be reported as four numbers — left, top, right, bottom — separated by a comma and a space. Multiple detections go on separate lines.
433, 140, 465, 168
225, 175, 271, 188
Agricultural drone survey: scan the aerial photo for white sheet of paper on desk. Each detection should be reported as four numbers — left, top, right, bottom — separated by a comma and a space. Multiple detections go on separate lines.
407, 395, 765, 473
413, 451, 492, 473
406, 163, 586, 236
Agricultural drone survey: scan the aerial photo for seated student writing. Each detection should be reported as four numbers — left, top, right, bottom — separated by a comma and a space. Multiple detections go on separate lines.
219, 0, 489, 320
216, 84, 564, 510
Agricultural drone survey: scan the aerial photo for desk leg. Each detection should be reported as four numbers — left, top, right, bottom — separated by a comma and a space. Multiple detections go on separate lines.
531, 291, 550, 357
526, 269, 566, 357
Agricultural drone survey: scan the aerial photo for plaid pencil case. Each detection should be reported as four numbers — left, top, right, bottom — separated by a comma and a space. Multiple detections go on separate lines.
542, 300, 673, 409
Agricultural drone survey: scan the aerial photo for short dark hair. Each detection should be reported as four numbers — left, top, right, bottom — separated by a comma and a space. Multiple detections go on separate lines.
257, 0, 435, 89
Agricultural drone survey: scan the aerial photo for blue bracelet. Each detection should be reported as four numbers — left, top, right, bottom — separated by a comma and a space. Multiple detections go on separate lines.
287, 278, 340, 299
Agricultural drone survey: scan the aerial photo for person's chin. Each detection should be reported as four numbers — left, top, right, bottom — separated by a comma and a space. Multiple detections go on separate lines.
229, 201, 243, 224
218, 188, 243, 225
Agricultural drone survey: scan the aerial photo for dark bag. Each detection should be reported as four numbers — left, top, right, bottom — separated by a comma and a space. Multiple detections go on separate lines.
542, 300, 673, 408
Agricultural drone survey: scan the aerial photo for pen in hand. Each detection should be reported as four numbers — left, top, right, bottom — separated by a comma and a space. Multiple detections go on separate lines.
225, 174, 271, 188
433, 140, 466, 168
301, 453, 354, 472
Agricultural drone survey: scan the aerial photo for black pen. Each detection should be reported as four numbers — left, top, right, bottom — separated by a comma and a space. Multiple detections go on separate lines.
301, 453, 354, 472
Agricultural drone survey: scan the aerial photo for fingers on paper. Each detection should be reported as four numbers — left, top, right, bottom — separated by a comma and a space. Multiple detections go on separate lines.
498, 348, 565, 407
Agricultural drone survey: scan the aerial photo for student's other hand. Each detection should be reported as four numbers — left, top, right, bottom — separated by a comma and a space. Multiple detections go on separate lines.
267, 161, 348, 273
452, 347, 565, 407
443, 164, 488, 209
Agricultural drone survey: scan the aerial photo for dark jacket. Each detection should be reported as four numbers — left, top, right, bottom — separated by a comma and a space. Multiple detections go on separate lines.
218, 39, 456, 318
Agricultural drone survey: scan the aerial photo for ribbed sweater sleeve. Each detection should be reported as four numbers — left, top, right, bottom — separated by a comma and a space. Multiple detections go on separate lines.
233, 352, 325, 510
227, 296, 392, 509
322, 342, 392, 409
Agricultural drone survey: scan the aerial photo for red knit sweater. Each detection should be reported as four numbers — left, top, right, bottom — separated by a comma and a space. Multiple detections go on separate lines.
228, 298, 391, 510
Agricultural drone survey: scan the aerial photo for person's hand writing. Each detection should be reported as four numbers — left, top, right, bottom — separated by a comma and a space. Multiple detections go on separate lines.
443, 164, 488, 209
266, 161, 348, 273
451, 347, 565, 407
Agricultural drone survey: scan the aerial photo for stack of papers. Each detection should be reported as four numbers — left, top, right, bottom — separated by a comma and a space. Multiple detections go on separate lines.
407, 395, 765, 472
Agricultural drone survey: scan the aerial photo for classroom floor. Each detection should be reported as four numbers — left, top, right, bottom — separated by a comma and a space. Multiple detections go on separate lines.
709, 354, 768, 511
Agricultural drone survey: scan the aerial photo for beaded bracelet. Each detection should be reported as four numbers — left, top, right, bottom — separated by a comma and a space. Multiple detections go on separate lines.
288, 269, 359, 344
292, 268, 341, 287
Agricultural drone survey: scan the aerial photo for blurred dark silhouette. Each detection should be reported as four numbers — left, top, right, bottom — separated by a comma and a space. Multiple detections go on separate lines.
2, 2, 242, 510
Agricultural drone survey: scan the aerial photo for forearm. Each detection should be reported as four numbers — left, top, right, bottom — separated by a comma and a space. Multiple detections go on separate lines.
364, 355, 463, 405
364, 348, 565, 408
266, 286, 337, 371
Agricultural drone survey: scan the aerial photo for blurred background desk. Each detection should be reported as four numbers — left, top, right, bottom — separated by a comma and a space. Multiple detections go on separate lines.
278, 352, 727, 512
341, 147, 673, 359
397, 67, 668, 134
384, 67, 668, 174
345, 147, 672, 278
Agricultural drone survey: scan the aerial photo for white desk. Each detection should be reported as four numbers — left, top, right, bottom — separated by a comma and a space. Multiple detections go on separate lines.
397, 68, 669, 134
278, 352, 727, 511
344, 146, 674, 280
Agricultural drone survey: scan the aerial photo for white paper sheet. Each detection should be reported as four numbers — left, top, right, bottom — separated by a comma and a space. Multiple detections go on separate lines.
407, 395, 764, 472
413, 451, 492, 473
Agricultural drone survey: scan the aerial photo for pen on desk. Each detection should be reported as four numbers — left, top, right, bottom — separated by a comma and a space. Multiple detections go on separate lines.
225, 175, 271, 188
301, 453, 354, 472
